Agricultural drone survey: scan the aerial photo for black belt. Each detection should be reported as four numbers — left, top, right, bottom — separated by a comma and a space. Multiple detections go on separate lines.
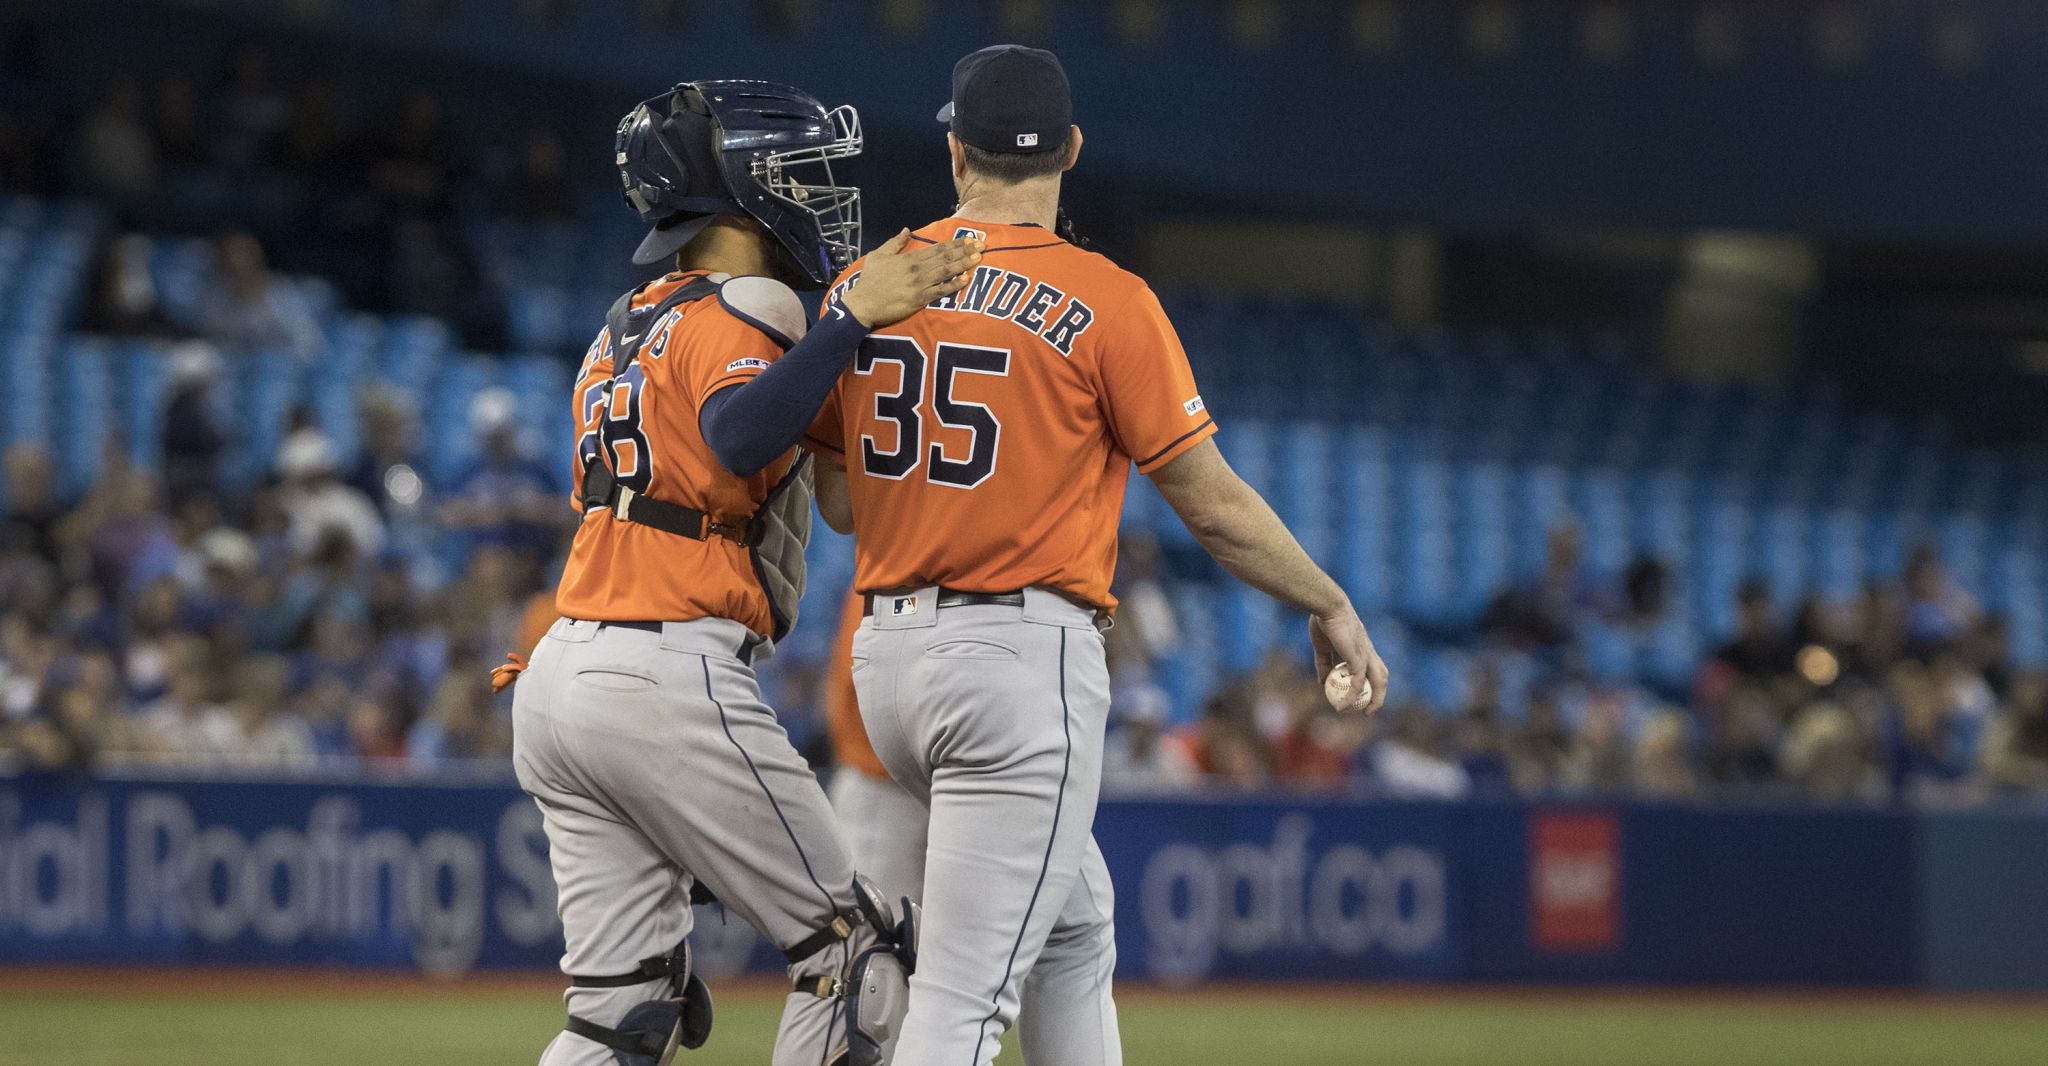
861, 590, 1025, 617
577, 619, 761, 666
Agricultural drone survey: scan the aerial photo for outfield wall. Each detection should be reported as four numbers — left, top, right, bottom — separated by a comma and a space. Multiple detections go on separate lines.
2, 771, 2042, 990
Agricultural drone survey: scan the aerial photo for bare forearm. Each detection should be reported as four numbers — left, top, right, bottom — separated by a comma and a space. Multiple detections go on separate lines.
1183, 483, 1346, 617
1152, 441, 1347, 617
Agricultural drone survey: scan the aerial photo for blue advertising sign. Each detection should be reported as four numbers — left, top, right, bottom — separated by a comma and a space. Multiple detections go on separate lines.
3, 772, 2044, 990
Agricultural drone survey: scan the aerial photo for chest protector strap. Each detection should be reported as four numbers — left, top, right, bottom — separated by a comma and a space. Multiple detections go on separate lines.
578, 277, 814, 644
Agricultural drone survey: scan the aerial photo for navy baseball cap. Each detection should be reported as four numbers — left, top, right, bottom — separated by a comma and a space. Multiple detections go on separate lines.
936, 44, 1071, 154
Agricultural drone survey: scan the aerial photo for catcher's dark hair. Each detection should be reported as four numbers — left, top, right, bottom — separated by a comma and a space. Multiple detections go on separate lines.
961, 134, 1075, 184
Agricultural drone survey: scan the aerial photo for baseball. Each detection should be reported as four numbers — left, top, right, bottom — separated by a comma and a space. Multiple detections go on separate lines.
1324, 662, 1373, 711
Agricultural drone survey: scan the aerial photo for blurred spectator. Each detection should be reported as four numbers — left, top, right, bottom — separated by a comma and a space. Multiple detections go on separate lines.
349, 386, 433, 517
1701, 680, 1778, 787
1105, 531, 1179, 683
72, 464, 179, 600
1618, 555, 1670, 631
1633, 709, 1698, 799
1269, 662, 1369, 789
139, 639, 239, 762
1984, 673, 2048, 793
83, 233, 183, 337
442, 388, 557, 552
1714, 581, 1792, 682
159, 342, 229, 504
76, 75, 158, 215
1509, 689, 1573, 792
227, 655, 314, 764
1172, 689, 1269, 790
3, 444, 63, 559
408, 666, 508, 767
1481, 523, 1608, 647
1902, 543, 1982, 653
277, 432, 386, 560
347, 693, 407, 760
1370, 702, 1470, 799
511, 130, 577, 220
1781, 699, 1878, 802
200, 231, 324, 360
1451, 707, 1514, 799
1560, 690, 1633, 793
1103, 681, 1199, 791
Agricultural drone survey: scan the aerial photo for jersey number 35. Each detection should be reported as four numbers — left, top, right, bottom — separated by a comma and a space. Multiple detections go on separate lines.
857, 337, 1009, 490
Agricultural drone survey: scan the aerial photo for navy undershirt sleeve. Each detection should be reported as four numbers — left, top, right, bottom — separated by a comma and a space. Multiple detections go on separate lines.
699, 303, 871, 477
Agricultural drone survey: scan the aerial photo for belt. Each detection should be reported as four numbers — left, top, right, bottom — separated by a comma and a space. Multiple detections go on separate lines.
861, 590, 1025, 618
577, 619, 760, 666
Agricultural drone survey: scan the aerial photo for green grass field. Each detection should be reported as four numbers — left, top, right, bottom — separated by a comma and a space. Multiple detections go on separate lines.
3, 979, 2044, 1066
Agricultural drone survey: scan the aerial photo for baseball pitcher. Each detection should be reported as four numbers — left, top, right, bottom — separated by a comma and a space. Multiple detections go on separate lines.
800, 46, 1391, 1066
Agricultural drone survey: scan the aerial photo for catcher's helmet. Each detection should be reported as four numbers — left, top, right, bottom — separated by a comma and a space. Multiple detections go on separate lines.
616, 80, 863, 288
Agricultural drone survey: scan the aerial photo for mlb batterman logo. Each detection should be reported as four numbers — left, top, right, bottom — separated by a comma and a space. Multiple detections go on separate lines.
1184, 396, 1206, 416
1017, 132, 1039, 148
892, 594, 919, 616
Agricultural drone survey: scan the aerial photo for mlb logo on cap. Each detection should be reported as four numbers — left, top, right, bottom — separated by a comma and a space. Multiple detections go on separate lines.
937, 44, 1072, 156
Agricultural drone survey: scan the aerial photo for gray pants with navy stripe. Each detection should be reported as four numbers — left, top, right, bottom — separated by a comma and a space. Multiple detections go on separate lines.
854, 588, 1123, 1066
512, 616, 874, 1066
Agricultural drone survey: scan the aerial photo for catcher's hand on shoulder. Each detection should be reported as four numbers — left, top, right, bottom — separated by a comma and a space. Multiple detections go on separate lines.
840, 229, 983, 327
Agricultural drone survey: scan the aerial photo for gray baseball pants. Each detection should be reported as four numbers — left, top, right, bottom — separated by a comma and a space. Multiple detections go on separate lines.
512, 616, 873, 1066
852, 587, 1123, 1066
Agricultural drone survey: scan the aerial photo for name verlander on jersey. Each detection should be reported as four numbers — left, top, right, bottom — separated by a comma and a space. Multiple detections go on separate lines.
831, 264, 1098, 357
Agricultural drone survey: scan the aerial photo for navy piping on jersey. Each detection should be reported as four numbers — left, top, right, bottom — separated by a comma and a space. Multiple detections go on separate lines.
1134, 418, 1215, 469
701, 654, 841, 933
970, 626, 1073, 1066
908, 233, 1068, 253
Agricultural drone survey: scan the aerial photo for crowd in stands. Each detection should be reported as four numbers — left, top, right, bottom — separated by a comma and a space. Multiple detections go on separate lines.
13, 369, 2042, 810
0, 376, 557, 775
1098, 527, 2048, 807
2, 30, 583, 348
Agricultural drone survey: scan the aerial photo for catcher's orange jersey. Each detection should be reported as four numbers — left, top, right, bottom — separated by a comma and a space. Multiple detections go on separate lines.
805, 218, 1215, 612
825, 589, 889, 780
555, 271, 796, 635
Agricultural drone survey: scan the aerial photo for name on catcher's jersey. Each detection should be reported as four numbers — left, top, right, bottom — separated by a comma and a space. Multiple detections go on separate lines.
804, 218, 1217, 613
556, 271, 797, 635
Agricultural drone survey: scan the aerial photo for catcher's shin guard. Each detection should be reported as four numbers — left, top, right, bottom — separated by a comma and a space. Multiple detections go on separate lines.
563, 938, 714, 1065
804, 875, 919, 1066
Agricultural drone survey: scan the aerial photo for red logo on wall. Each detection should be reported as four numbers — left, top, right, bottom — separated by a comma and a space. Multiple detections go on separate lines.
1529, 810, 1622, 953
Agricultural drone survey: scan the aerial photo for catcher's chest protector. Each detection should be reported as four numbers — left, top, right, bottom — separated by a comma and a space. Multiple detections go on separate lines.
751, 451, 813, 643
592, 273, 814, 644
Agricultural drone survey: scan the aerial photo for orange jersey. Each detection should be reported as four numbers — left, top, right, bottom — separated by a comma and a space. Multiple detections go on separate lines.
555, 271, 797, 634
824, 589, 889, 779
804, 218, 1215, 612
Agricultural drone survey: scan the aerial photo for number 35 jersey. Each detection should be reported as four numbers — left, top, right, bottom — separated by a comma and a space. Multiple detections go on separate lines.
804, 218, 1217, 614
556, 270, 800, 635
